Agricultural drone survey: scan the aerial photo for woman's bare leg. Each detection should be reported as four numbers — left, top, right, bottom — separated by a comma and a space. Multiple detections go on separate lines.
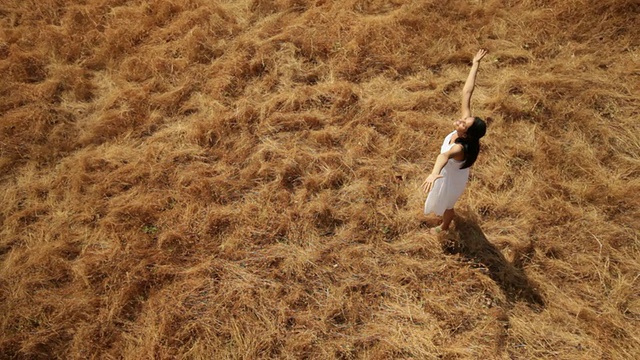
440, 208, 455, 231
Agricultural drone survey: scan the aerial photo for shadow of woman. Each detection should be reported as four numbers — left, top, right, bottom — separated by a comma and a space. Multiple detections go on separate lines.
442, 210, 545, 310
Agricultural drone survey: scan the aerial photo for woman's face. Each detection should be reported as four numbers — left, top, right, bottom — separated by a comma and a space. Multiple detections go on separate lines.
454, 117, 474, 134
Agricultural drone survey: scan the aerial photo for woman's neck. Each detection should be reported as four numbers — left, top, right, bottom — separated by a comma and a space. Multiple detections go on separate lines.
454, 130, 466, 140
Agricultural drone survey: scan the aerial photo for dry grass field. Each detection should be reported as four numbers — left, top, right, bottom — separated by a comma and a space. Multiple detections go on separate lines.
1, 0, 639, 358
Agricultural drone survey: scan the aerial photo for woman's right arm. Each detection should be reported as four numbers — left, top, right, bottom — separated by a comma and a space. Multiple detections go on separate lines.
461, 49, 488, 118
421, 144, 464, 193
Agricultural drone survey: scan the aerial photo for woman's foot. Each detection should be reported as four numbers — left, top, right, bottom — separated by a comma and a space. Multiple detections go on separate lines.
430, 226, 448, 235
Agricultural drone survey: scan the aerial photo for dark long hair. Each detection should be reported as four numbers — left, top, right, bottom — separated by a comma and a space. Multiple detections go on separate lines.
455, 117, 486, 169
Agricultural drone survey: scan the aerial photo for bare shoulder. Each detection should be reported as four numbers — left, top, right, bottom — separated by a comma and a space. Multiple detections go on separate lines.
445, 144, 464, 158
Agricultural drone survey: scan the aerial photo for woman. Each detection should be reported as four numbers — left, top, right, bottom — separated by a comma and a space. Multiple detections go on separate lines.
421, 49, 488, 234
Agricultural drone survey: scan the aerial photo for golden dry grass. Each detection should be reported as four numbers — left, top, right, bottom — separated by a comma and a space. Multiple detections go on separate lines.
1, 0, 639, 358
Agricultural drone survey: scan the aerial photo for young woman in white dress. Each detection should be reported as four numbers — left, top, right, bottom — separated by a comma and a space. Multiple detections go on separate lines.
421, 49, 488, 234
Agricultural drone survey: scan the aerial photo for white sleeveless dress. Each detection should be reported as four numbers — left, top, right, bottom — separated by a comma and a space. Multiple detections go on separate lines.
424, 131, 469, 216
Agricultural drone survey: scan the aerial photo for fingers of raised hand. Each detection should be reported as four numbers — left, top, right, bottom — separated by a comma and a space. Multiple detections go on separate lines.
477, 48, 488, 59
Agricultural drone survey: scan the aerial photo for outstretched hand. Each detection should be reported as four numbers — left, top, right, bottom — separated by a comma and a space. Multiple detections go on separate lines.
421, 173, 443, 194
473, 48, 488, 64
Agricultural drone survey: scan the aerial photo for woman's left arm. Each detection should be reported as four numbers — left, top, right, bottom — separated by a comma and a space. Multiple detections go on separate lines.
461, 49, 488, 118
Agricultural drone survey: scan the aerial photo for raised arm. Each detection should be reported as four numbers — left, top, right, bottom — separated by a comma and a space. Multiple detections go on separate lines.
461, 49, 488, 118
